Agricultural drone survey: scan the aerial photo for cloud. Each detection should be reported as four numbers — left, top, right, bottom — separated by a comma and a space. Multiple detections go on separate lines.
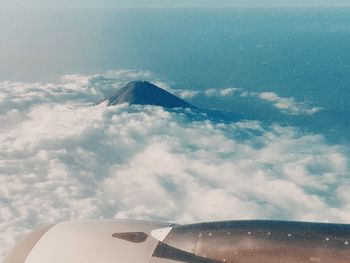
174, 86, 322, 116
204, 87, 241, 97
0, 71, 348, 260
257, 91, 322, 115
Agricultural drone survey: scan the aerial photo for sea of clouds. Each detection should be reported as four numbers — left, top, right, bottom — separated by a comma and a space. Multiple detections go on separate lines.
0, 70, 349, 259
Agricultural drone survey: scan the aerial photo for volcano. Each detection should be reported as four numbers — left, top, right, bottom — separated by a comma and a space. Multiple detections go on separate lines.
106, 81, 195, 109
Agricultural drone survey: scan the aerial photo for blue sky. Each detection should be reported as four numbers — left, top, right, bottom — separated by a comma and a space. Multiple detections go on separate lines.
2, 0, 350, 8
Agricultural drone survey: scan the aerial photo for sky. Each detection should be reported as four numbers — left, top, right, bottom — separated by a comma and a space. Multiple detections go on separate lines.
2, 0, 350, 8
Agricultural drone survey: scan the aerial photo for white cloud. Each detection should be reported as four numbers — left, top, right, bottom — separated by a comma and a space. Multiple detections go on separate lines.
172, 85, 322, 116
220, 88, 240, 96
0, 71, 348, 260
204, 87, 241, 97
177, 89, 200, 99
258, 91, 322, 115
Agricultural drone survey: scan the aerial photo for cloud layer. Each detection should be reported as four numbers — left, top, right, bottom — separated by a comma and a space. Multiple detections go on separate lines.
0, 70, 348, 259
256, 91, 322, 115
173, 86, 322, 116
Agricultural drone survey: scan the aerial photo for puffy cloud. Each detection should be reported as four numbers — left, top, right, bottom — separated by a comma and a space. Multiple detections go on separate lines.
0, 71, 348, 260
204, 87, 241, 97
257, 91, 322, 115
176, 89, 200, 99
175, 86, 321, 116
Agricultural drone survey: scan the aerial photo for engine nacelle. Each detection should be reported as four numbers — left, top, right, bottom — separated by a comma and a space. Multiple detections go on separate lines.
4, 220, 350, 263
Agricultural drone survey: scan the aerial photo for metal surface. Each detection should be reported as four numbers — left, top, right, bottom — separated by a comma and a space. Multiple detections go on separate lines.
4, 219, 350, 263
151, 220, 350, 263
23, 219, 171, 263
3, 225, 53, 263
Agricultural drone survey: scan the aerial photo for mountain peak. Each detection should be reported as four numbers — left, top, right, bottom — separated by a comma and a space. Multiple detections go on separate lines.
106, 81, 195, 109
